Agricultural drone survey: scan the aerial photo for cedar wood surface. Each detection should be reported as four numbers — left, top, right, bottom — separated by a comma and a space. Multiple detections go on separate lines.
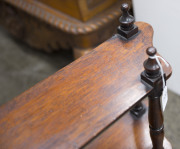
0, 22, 172, 149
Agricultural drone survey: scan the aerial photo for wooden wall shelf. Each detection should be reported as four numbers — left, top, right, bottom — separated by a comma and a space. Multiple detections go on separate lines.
0, 22, 172, 149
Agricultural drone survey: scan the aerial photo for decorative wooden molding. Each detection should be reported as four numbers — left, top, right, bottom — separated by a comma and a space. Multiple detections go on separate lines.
0, 0, 131, 55
5, 0, 131, 35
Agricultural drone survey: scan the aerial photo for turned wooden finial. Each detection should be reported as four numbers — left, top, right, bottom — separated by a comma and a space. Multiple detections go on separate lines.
143, 47, 160, 78
120, 3, 134, 31
117, 3, 138, 39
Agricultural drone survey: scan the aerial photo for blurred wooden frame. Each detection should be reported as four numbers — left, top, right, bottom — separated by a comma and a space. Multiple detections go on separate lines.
0, 0, 131, 59
38, 0, 118, 22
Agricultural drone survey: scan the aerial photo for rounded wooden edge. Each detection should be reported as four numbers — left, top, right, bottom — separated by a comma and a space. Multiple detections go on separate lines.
73, 47, 94, 59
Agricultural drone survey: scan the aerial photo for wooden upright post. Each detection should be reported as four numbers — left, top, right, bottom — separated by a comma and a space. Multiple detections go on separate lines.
141, 47, 164, 149
118, 3, 146, 118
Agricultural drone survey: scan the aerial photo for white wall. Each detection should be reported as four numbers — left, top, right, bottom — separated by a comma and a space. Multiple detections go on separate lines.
133, 0, 180, 95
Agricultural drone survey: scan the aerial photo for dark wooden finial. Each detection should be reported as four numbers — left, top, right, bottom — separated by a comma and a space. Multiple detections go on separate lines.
143, 47, 160, 78
120, 3, 134, 31
146, 46, 157, 56
117, 3, 138, 39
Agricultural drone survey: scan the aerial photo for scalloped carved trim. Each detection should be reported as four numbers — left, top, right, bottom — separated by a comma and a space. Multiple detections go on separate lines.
5, 0, 131, 35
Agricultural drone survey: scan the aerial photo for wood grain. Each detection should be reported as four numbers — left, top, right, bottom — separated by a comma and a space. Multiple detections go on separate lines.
0, 22, 172, 149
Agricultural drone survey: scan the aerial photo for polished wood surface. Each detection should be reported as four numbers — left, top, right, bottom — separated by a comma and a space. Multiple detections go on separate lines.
0, 22, 172, 149
84, 100, 172, 149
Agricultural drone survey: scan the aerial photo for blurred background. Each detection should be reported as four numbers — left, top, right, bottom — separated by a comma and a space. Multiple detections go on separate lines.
0, 0, 179, 148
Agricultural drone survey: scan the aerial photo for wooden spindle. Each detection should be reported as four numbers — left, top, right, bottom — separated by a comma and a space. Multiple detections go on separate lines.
118, 3, 145, 118
130, 102, 146, 118
141, 47, 164, 149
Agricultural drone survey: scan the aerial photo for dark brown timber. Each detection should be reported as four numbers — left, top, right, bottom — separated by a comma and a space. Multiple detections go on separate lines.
0, 23, 172, 149
117, 3, 138, 39
141, 47, 167, 149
